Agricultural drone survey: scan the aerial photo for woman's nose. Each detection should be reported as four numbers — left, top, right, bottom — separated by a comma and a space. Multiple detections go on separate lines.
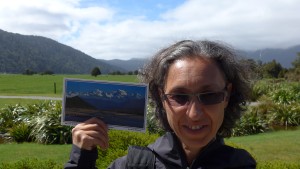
187, 97, 203, 120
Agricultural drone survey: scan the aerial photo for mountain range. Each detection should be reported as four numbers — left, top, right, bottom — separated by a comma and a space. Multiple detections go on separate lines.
0, 29, 299, 74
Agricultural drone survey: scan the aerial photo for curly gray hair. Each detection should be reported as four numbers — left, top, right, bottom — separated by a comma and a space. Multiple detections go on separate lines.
139, 40, 251, 137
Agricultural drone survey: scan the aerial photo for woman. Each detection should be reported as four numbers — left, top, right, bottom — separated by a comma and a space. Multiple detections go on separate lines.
65, 40, 256, 169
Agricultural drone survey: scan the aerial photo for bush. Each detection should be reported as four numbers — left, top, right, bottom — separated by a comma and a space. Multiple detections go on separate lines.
0, 104, 28, 133
0, 101, 72, 144
257, 161, 300, 169
241, 79, 300, 136
146, 103, 165, 136
232, 106, 268, 136
96, 130, 159, 168
250, 80, 271, 101
28, 101, 72, 144
269, 88, 300, 104
268, 103, 300, 129
0, 101, 165, 145
0, 158, 62, 169
9, 122, 33, 143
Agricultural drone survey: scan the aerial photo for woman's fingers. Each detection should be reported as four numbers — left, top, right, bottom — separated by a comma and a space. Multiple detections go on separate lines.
72, 118, 109, 150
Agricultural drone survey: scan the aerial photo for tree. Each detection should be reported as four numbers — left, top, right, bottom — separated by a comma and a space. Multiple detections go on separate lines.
286, 52, 300, 80
241, 59, 263, 80
262, 60, 283, 78
91, 67, 101, 77
23, 69, 36, 75
292, 52, 300, 69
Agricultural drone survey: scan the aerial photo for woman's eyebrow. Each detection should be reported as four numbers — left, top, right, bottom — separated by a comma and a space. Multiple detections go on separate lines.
167, 86, 188, 93
168, 84, 221, 93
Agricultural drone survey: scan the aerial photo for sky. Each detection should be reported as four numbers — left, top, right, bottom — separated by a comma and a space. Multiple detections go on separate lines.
0, 0, 300, 60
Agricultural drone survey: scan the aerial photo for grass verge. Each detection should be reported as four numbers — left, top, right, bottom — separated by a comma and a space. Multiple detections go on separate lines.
0, 143, 71, 164
0, 74, 138, 97
226, 127, 300, 163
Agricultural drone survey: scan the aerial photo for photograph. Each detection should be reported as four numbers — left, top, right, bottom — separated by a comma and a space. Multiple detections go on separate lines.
62, 78, 148, 132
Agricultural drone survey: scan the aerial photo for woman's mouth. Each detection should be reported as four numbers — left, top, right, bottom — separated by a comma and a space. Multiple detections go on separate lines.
187, 125, 207, 130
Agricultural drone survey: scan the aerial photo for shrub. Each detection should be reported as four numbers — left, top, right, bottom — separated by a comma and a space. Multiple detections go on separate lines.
0, 104, 28, 133
9, 122, 33, 143
268, 103, 300, 129
232, 106, 268, 136
146, 103, 165, 136
0, 158, 62, 169
250, 80, 270, 101
269, 88, 300, 104
29, 101, 72, 144
0, 101, 72, 144
96, 130, 159, 168
257, 161, 300, 169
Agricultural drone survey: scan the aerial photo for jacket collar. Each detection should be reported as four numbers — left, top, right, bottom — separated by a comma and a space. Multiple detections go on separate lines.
148, 132, 224, 168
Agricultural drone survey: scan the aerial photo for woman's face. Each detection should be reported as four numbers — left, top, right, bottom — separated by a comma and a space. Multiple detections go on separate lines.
162, 57, 231, 152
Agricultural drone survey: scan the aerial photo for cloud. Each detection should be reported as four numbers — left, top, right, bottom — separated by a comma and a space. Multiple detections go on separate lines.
0, 0, 300, 60
68, 0, 300, 59
0, 0, 113, 40
160, 0, 300, 49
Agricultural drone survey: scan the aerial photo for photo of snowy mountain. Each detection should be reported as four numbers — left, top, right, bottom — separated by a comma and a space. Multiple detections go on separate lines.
62, 78, 148, 132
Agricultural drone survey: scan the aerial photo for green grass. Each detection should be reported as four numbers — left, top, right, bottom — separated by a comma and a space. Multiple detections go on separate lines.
0, 129, 299, 166
0, 74, 138, 108
226, 128, 300, 163
0, 143, 71, 164
0, 74, 139, 97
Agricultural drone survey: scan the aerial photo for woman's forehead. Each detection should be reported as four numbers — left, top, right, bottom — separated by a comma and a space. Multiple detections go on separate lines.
164, 58, 226, 91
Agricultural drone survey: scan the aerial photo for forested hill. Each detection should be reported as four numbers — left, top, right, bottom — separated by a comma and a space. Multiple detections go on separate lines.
0, 29, 123, 74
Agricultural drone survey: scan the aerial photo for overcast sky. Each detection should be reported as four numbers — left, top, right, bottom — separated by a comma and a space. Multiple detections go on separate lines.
1, 0, 300, 60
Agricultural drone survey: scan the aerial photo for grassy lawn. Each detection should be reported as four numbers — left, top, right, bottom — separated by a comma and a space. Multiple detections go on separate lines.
226, 128, 300, 163
0, 128, 299, 167
0, 74, 138, 108
0, 74, 139, 97
0, 143, 71, 164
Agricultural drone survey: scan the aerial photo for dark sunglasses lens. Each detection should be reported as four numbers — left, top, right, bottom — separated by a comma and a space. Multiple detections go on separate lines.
199, 92, 225, 105
168, 94, 189, 106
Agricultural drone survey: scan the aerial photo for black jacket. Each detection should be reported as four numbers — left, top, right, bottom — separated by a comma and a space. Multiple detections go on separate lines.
65, 132, 256, 169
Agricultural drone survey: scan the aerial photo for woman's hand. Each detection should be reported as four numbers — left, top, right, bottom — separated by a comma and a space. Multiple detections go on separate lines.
72, 117, 109, 150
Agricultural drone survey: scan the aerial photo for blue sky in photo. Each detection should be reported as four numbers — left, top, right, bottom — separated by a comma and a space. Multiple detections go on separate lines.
66, 80, 147, 96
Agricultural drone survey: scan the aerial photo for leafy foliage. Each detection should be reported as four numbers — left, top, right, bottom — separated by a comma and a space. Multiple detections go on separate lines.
261, 60, 284, 78
29, 102, 72, 144
9, 122, 33, 143
0, 104, 28, 133
91, 67, 101, 77
0, 101, 72, 144
233, 106, 268, 136
291, 52, 300, 69
146, 103, 165, 136
96, 130, 159, 168
235, 79, 300, 136
0, 158, 62, 169
257, 161, 300, 169
268, 103, 300, 128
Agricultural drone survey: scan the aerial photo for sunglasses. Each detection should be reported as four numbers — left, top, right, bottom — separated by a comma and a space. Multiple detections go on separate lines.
163, 88, 227, 107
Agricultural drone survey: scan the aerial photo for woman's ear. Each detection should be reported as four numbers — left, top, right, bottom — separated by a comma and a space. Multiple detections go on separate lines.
224, 83, 232, 106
